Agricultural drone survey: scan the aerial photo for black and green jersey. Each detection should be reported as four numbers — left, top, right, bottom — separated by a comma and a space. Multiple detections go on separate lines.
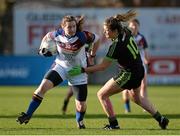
105, 28, 143, 72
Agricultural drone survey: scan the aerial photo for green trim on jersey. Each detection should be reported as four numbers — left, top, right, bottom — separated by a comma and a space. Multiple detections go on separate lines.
115, 70, 131, 87
107, 40, 118, 57
127, 37, 139, 60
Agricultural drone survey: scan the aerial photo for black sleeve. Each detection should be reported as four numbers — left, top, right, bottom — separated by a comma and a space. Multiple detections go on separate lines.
106, 41, 118, 60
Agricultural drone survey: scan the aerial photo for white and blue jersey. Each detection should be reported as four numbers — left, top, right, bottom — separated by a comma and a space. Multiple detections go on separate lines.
47, 29, 98, 85
134, 32, 148, 73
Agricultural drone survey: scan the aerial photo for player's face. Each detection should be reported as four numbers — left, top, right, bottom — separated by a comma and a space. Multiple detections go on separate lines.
103, 25, 118, 40
63, 21, 77, 37
129, 21, 139, 35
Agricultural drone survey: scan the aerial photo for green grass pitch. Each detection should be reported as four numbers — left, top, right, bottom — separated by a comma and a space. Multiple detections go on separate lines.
0, 85, 180, 135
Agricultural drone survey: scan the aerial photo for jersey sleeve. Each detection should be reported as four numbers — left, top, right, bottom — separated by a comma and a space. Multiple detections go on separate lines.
83, 31, 96, 44
140, 35, 148, 49
54, 28, 64, 37
41, 31, 56, 43
105, 41, 118, 61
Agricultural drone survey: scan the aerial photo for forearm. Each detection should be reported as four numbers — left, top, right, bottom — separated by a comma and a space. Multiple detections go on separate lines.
84, 59, 112, 73
90, 39, 100, 57
84, 64, 106, 73
68, 58, 112, 76
144, 49, 149, 64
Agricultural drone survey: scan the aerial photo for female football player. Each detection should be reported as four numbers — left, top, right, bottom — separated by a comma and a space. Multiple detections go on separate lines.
16, 15, 100, 129
122, 19, 150, 113
68, 10, 169, 130
60, 16, 94, 115
61, 43, 94, 115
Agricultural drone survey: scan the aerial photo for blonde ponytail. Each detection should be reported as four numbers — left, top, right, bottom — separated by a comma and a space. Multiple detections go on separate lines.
76, 15, 85, 32
114, 9, 137, 22
104, 9, 137, 33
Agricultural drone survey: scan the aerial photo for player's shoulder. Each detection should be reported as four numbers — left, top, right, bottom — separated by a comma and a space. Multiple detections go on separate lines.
76, 31, 95, 41
54, 28, 65, 37
137, 32, 146, 39
76, 31, 93, 36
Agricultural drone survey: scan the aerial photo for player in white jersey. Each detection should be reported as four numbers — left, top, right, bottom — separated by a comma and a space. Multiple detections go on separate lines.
61, 43, 93, 115
122, 19, 150, 113
16, 15, 100, 129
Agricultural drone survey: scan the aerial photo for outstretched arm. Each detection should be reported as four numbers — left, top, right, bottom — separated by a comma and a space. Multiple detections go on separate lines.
144, 49, 149, 65
84, 58, 112, 73
87, 34, 100, 65
89, 35, 100, 57
68, 58, 112, 76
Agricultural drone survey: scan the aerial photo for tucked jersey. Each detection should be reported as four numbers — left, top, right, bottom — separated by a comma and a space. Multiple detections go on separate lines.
51, 29, 96, 68
134, 32, 148, 64
106, 28, 143, 72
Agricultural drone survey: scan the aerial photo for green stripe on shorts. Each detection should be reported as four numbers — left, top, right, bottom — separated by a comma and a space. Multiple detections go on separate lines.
115, 70, 131, 87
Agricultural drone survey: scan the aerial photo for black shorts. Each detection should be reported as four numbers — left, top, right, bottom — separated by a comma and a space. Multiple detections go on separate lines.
44, 70, 63, 86
113, 66, 144, 90
71, 84, 87, 101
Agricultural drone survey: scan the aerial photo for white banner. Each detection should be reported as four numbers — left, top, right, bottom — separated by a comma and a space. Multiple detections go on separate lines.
13, 6, 180, 84
14, 7, 180, 56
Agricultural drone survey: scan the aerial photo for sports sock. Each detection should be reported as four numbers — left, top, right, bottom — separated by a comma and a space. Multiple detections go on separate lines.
124, 100, 130, 112
108, 116, 119, 126
153, 111, 162, 122
26, 94, 43, 116
63, 99, 69, 108
76, 111, 85, 122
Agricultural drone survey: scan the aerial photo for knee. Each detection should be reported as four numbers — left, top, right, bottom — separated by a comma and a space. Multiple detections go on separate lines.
133, 95, 141, 105
129, 92, 139, 104
76, 102, 86, 112
34, 85, 48, 97
35, 79, 54, 96
97, 91, 101, 99
141, 83, 146, 89
97, 91, 106, 100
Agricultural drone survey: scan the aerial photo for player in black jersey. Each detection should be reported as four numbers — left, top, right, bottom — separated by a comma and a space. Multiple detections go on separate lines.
68, 10, 169, 130
122, 19, 150, 113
